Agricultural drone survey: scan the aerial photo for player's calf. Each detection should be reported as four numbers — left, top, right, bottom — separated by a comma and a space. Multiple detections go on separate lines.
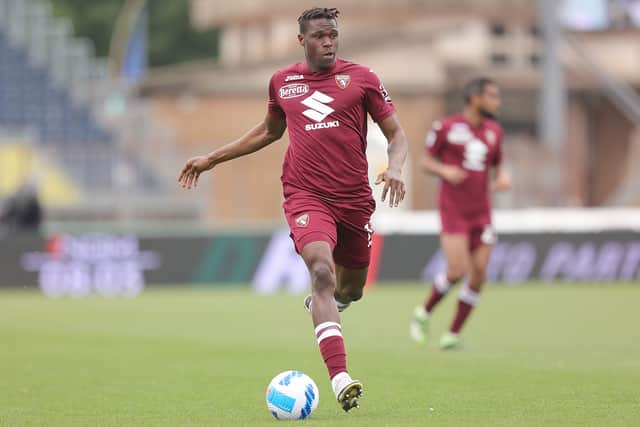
304, 295, 351, 313
424, 272, 454, 313
314, 322, 362, 411
335, 286, 363, 303
333, 286, 360, 312
333, 265, 367, 310
441, 282, 480, 349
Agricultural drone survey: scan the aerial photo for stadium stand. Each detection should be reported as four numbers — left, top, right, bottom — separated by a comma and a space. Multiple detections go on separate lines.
0, 0, 202, 224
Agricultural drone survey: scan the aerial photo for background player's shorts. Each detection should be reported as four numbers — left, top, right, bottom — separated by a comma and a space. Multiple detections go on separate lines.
440, 209, 496, 251
283, 187, 375, 269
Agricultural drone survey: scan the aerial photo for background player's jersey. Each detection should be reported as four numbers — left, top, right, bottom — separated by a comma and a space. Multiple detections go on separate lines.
268, 58, 395, 202
426, 114, 503, 217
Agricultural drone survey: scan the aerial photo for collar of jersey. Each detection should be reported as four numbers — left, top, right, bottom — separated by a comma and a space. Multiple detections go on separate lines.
457, 113, 486, 130
301, 58, 342, 77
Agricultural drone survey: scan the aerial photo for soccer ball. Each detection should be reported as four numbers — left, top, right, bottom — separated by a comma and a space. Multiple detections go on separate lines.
266, 370, 319, 420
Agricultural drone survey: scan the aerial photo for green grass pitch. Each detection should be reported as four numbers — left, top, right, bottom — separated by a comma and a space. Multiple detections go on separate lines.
1, 284, 639, 426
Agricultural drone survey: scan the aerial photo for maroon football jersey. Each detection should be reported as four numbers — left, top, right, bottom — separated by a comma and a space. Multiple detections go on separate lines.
426, 114, 503, 217
268, 58, 395, 202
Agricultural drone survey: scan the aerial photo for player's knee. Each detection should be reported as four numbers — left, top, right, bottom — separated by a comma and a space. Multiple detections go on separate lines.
469, 270, 486, 290
309, 261, 335, 293
447, 268, 466, 284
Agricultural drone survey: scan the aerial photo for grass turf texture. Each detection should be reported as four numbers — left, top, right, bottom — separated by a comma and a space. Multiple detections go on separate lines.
1, 284, 639, 426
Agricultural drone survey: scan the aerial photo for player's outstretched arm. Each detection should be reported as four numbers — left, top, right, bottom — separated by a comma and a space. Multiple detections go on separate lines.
490, 164, 512, 192
421, 151, 467, 185
374, 113, 408, 207
178, 112, 286, 189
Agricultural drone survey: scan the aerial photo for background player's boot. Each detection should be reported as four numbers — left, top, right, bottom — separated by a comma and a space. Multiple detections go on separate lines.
304, 295, 351, 313
410, 306, 429, 344
331, 372, 363, 412
439, 332, 462, 350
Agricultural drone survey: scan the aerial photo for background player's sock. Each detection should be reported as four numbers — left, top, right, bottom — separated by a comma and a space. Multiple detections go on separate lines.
425, 272, 451, 313
450, 283, 480, 333
315, 321, 347, 379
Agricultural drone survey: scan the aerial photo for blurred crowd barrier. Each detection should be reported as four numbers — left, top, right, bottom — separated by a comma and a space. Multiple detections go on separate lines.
1, 208, 638, 295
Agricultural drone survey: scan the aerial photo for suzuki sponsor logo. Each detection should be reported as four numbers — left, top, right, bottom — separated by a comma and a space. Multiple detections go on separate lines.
301, 90, 335, 122
305, 120, 340, 131
279, 83, 309, 99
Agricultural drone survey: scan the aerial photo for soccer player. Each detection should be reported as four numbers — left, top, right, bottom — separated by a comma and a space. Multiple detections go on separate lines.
410, 78, 511, 350
178, 7, 408, 411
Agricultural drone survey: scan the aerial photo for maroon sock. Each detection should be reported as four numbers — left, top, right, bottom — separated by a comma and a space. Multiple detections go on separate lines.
315, 322, 347, 379
425, 273, 451, 313
450, 285, 479, 334
425, 288, 446, 313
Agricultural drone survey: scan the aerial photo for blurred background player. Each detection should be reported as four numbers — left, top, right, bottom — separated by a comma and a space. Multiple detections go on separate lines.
178, 7, 408, 411
410, 77, 512, 350
0, 176, 42, 235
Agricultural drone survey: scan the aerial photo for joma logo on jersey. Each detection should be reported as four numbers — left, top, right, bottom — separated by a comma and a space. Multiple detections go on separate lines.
284, 74, 304, 82
279, 83, 309, 99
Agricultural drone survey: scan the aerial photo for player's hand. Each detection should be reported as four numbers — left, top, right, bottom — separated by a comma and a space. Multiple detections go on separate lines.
441, 165, 467, 185
491, 169, 512, 192
178, 155, 214, 189
375, 168, 406, 208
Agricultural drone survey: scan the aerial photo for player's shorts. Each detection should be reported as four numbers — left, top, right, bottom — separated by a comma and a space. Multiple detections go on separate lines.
283, 186, 375, 269
439, 209, 496, 251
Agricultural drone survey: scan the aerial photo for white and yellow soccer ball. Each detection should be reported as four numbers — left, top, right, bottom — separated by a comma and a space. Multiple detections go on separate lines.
266, 370, 319, 420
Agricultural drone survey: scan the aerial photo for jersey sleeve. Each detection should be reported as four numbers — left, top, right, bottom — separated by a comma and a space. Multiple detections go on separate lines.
363, 69, 395, 123
425, 120, 447, 157
492, 127, 504, 166
267, 74, 285, 117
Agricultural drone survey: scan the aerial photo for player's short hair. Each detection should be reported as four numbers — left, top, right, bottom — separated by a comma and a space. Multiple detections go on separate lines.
298, 7, 340, 34
463, 77, 496, 104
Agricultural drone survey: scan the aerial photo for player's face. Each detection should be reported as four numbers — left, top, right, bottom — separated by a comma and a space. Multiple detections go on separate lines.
298, 18, 339, 72
477, 83, 501, 119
